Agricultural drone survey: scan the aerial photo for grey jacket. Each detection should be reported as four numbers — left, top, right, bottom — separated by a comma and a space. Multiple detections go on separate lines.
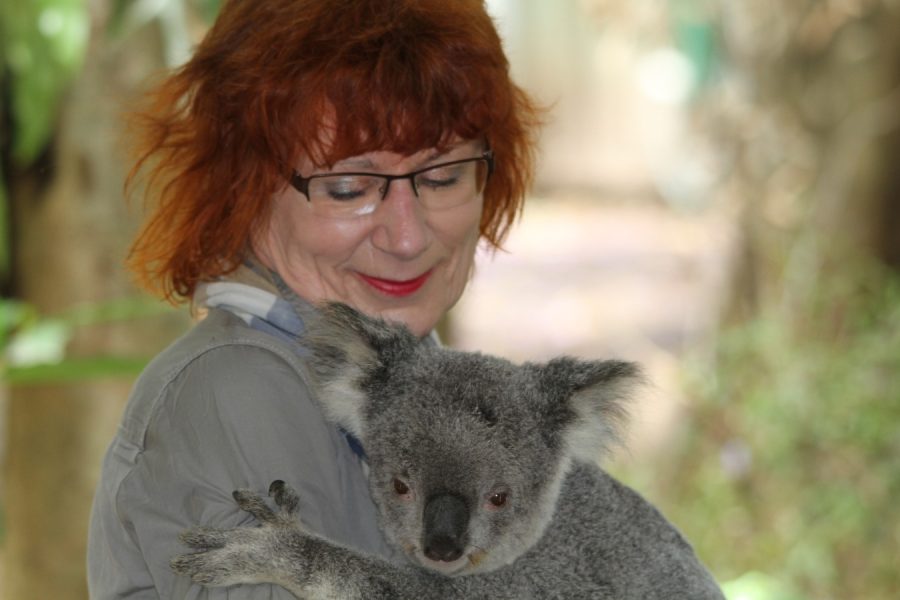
87, 308, 396, 599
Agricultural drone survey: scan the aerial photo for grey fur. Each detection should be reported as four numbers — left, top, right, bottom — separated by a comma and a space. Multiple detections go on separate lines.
172, 303, 724, 599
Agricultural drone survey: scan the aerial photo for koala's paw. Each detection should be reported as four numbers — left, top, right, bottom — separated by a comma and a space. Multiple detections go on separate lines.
171, 480, 308, 588
235, 479, 302, 525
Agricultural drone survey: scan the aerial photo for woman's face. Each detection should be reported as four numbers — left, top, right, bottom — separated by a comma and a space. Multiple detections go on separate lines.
254, 140, 485, 337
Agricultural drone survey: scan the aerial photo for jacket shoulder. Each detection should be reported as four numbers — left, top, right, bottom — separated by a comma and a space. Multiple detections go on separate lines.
117, 308, 311, 450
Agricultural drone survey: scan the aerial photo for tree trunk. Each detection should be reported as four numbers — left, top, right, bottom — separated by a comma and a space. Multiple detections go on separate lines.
2, 8, 184, 599
714, 0, 900, 311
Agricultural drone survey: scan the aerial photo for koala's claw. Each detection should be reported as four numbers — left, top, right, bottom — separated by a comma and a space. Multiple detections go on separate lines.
172, 482, 310, 587
230, 480, 301, 526
232, 489, 278, 523
269, 479, 301, 516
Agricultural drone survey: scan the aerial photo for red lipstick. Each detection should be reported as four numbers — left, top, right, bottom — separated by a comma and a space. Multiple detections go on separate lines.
358, 270, 432, 297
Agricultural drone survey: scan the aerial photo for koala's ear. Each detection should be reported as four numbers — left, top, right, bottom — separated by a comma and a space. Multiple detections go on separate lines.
302, 302, 416, 438
536, 358, 642, 464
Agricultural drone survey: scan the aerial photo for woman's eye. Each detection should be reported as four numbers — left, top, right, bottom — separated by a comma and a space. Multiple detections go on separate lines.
328, 189, 364, 201
322, 176, 374, 201
420, 176, 459, 189
419, 166, 462, 189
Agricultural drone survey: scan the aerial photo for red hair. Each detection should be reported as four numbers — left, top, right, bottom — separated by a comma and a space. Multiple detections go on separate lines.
127, 0, 542, 302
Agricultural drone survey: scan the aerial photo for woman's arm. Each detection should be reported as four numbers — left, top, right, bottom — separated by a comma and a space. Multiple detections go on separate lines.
111, 343, 391, 598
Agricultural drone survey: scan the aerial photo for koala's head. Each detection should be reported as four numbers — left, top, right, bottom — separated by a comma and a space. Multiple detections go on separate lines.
304, 303, 639, 576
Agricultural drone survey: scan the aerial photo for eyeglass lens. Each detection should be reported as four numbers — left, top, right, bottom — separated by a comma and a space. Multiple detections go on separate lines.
305, 158, 489, 219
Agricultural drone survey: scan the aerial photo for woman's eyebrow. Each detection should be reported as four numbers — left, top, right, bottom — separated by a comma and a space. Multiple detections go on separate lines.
422, 144, 475, 165
329, 143, 468, 172
331, 157, 377, 170
426, 147, 451, 161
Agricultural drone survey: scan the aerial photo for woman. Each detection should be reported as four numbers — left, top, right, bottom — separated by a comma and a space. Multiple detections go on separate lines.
87, 0, 540, 597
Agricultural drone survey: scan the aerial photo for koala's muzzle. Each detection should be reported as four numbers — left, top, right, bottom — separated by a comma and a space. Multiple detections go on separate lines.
422, 493, 469, 562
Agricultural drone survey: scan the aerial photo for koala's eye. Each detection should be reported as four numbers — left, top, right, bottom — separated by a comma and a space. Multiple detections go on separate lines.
488, 491, 508, 508
392, 478, 410, 496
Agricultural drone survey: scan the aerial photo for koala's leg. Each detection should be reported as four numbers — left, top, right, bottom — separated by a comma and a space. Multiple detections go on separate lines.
172, 481, 461, 599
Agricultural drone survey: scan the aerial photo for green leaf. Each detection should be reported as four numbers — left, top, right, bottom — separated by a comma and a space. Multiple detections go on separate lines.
1, 296, 179, 383
4, 355, 151, 385
0, 0, 89, 164
5, 318, 72, 366
190, 0, 222, 25
0, 300, 39, 352
723, 571, 804, 600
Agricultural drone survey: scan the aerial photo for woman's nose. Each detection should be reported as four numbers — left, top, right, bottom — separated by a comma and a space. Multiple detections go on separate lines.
370, 179, 431, 258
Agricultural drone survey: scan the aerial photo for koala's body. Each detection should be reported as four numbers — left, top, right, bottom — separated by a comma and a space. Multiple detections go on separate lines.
173, 304, 724, 599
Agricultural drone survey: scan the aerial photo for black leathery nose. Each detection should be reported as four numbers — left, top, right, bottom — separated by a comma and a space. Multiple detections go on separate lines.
422, 493, 469, 562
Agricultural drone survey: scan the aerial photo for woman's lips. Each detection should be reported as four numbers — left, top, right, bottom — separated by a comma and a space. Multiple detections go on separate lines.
358, 270, 433, 297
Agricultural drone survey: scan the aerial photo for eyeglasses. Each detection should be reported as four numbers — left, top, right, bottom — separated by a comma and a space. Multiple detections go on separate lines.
290, 150, 494, 219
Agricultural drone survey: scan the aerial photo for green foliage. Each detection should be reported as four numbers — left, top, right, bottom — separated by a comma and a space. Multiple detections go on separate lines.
670, 0, 719, 90
114, 0, 220, 26
1, 296, 177, 384
635, 265, 900, 599
191, 0, 223, 24
0, 0, 89, 284
721, 571, 803, 600
0, 0, 89, 164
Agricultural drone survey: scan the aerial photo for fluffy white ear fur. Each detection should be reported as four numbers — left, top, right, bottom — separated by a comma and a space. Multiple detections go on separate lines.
317, 378, 369, 440
305, 311, 382, 440
563, 368, 639, 464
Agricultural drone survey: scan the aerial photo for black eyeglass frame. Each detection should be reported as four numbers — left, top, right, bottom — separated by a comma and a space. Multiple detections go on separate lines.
290, 150, 494, 201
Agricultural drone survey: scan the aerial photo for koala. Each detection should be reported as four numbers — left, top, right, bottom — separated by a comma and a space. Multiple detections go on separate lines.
172, 303, 724, 599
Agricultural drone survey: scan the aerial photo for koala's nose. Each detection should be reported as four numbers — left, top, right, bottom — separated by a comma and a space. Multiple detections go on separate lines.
422, 493, 469, 562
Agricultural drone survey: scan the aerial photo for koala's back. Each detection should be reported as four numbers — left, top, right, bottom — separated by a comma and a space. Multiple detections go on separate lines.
451, 463, 724, 600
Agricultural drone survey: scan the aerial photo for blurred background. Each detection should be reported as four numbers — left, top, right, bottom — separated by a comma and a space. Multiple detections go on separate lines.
1, 0, 898, 598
